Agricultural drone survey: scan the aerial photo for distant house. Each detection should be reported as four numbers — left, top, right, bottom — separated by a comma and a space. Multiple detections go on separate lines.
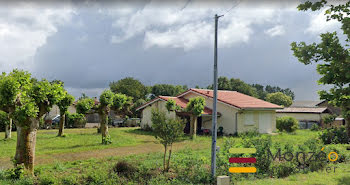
136, 88, 282, 135
276, 100, 345, 128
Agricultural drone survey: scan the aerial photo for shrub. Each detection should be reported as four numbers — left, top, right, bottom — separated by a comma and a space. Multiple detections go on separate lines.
112, 161, 138, 178
271, 162, 294, 178
310, 124, 320, 131
66, 113, 86, 128
238, 129, 260, 138
322, 114, 337, 125
319, 126, 349, 144
276, 116, 299, 132
38, 175, 55, 185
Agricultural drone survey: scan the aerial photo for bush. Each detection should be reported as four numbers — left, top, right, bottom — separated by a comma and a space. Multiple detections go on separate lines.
319, 126, 349, 144
66, 113, 86, 128
310, 124, 320, 131
112, 161, 138, 178
276, 116, 299, 132
38, 176, 55, 185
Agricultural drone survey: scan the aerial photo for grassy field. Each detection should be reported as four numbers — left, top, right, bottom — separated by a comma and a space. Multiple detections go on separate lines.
0, 128, 349, 185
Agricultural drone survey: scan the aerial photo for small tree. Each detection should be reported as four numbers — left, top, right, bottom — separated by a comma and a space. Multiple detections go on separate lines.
76, 97, 94, 114
186, 97, 205, 138
151, 109, 184, 172
266, 92, 293, 107
57, 93, 74, 137
98, 90, 114, 144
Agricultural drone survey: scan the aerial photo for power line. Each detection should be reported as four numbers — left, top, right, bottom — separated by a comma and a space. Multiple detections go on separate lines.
221, 0, 242, 17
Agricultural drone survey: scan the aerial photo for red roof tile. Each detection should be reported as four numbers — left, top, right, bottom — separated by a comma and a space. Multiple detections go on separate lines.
179, 88, 282, 109
159, 96, 213, 115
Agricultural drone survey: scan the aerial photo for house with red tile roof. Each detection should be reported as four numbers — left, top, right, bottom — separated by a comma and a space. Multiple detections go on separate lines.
136, 88, 282, 135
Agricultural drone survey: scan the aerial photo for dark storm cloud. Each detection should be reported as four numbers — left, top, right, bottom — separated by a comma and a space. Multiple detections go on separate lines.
30, 2, 332, 100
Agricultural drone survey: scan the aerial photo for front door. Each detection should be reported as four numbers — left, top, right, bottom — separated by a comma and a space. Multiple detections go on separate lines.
259, 112, 272, 133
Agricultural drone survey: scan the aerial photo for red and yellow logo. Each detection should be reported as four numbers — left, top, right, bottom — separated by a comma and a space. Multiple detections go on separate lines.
228, 148, 257, 173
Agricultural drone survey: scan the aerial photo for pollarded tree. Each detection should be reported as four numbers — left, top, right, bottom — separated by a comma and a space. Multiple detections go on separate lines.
0, 70, 65, 175
0, 70, 31, 140
112, 93, 132, 118
291, 0, 350, 135
98, 90, 114, 144
266, 92, 293, 107
186, 97, 205, 139
76, 97, 95, 114
57, 93, 75, 137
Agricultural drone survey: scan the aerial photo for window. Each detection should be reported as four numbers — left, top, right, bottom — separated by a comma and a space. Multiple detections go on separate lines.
244, 112, 255, 125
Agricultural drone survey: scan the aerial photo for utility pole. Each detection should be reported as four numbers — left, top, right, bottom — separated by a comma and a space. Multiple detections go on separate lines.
211, 14, 223, 177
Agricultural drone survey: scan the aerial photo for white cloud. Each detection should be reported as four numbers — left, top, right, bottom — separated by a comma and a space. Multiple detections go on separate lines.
0, 2, 75, 72
109, 0, 290, 50
264, 25, 285, 37
305, 9, 340, 34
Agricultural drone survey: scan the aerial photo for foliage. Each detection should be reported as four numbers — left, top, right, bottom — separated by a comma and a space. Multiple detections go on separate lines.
310, 124, 321, 131
151, 109, 185, 171
75, 98, 94, 114
99, 90, 114, 107
151, 84, 187, 97
266, 92, 293, 107
276, 116, 299, 133
57, 93, 74, 114
165, 99, 176, 112
0, 110, 9, 131
109, 77, 148, 101
291, 0, 350, 134
319, 126, 350, 144
186, 97, 205, 116
131, 99, 146, 117
322, 114, 337, 125
102, 135, 112, 145
207, 76, 295, 100
66, 113, 87, 128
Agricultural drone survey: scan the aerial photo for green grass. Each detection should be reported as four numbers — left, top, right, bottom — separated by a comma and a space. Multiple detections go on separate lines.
0, 128, 349, 185
0, 127, 156, 158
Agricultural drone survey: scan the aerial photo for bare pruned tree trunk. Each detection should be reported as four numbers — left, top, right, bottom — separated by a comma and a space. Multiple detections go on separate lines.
100, 112, 109, 144
57, 114, 65, 137
5, 118, 12, 139
14, 118, 39, 176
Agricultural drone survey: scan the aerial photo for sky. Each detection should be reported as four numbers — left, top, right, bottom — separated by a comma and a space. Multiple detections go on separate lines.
0, 0, 342, 100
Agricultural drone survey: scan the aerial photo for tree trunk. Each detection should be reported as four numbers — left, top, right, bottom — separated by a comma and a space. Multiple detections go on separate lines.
57, 114, 65, 137
14, 119, 39, 176
190, 116, 197, 139
5, 118, 12, 139
100, 112, 109, 144
346, 117, 350, 137
166, 144, 173, 172
163, 145, 167, 172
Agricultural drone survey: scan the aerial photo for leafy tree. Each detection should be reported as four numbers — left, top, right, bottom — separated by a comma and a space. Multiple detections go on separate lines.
98, 90, 115, 144
165, 99, 176, 112
291, 0, 350, 135
0, 110, 10, 139
113, 93, 133, 118
151, 84, 187, 97
186, 97, 205, 138
0, 70, 65, 175
266, 92, 293, 107
151, 109, 184, 172
109, 77, 148, 101
208, 77, 259, 98
76, 98, 94, 114
265, 85, 295, 100
56, 93, 75, 137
